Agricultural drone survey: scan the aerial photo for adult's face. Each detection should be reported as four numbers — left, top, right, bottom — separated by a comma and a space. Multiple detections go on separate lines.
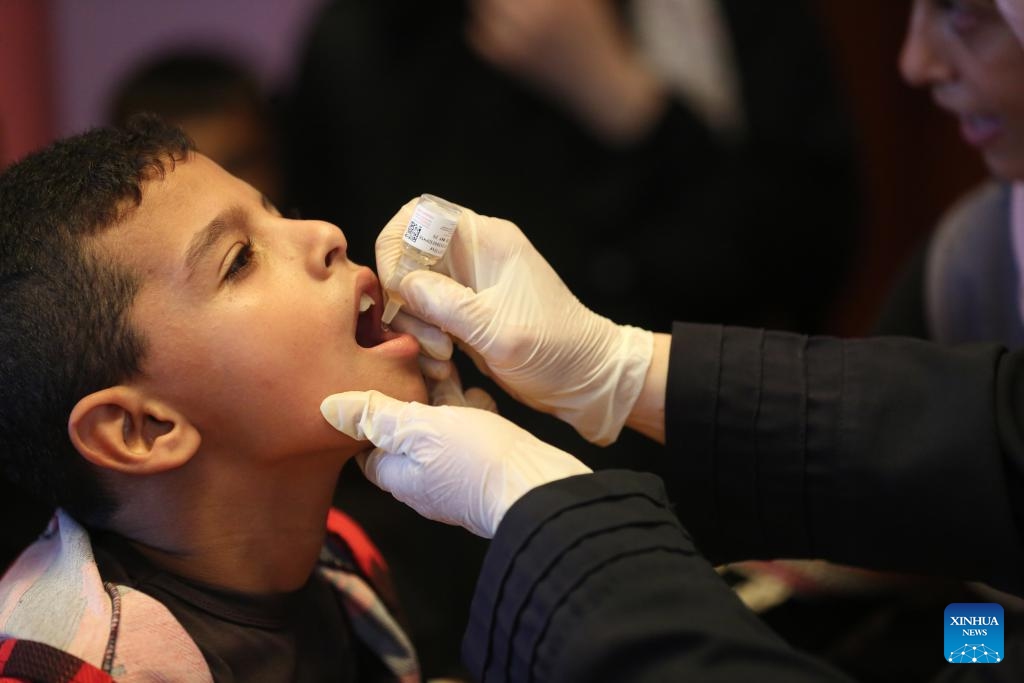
901, 0, 1024, 180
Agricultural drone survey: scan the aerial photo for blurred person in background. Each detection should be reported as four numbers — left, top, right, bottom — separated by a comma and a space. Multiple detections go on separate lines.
877, 0, 1024, 349
109, 50, 285, 207
285, 0, 860, 335
722, 3, 1024, 666
826, 5, 1024, 676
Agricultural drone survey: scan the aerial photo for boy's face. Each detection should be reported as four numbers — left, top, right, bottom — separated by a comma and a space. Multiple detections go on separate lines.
92, 153, 427, 463
901, 0, 1024, 179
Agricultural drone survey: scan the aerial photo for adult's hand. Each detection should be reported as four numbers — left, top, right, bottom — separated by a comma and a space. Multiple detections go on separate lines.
465, 0, 665, 143
320, 390, 591, 538
377, 199, 654, 445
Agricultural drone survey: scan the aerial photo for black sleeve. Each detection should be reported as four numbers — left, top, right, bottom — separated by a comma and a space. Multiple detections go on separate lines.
463, 470, 855, 683
664, 322, 1024, 594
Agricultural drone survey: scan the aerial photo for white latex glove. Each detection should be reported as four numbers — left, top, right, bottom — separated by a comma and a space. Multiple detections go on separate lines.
425, 359, 498, 412
427, 374, 497, 412
320, 390, 591, 538
376, 198, 654, 445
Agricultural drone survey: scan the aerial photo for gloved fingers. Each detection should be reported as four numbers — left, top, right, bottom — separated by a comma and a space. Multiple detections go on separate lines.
377, 197, 535, 301
374, 198, 421, 285
428, 373, 468, 407
401, 270, 488, 343
359, 447, 413, 495
389, 309, 453, 361
322, 391, 377, 441
376, 196, 475, 283
464, 387, 498, 413
320, 390, 436, 455
426, 367, 498, 412
355, 447, 383, 477
418, 355, 453, 382
441, 209, 533, 287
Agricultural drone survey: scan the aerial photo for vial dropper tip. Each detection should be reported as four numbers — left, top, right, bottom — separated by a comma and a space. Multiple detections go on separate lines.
382, 299, 402, 325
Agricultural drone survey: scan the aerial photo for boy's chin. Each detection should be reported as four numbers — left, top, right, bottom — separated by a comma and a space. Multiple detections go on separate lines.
408, 375, 430, 404
384, 371, 430, 405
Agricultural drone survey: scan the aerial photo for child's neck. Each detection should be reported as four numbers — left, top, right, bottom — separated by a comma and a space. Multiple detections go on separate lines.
113, 451, 348, 594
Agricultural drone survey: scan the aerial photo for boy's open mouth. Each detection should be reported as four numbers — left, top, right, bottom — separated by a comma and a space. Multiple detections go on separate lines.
355, 290, 385, 348
353, 272, 411, 350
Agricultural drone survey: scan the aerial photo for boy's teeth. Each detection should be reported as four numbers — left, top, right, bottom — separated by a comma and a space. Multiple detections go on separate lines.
359, 293, 374, 313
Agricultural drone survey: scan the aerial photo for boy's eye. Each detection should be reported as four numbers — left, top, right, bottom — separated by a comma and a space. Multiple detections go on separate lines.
224, 239, 255, 282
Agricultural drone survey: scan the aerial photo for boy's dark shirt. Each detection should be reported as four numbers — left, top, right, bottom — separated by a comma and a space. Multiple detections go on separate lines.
91, 530, 393, 682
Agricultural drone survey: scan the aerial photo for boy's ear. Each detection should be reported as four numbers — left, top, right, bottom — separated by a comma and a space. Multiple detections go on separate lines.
68, 386, 201, 475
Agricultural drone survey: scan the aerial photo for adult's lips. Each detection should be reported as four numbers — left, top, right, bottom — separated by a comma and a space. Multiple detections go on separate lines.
960, 113, 1004, 147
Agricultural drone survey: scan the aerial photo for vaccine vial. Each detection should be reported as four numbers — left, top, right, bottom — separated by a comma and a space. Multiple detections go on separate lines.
381, 194, 461, 325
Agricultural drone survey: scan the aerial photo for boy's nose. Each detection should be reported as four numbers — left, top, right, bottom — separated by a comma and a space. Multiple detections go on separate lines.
900, 3, 956, 88
306, 220, 349, 275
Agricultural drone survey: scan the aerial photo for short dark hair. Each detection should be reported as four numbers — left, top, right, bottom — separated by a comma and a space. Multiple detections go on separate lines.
108, 51, 267, 126
0, 114, 194, 524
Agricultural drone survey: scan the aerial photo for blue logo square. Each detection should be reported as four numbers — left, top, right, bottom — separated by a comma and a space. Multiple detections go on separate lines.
945, 603, 1004, 664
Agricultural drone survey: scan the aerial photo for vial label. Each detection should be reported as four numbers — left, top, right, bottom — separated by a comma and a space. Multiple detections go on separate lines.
403, 202, 457, 258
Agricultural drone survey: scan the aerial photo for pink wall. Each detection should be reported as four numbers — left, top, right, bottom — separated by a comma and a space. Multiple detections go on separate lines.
0, 0, 56, 168
1, 0, 326, 165
47, 0, 324, 139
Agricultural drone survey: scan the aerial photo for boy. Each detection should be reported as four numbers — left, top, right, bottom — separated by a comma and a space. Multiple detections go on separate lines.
0, 115, 426, 681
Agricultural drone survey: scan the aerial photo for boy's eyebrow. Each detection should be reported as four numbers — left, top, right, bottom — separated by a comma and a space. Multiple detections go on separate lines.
185, 205, 246, 279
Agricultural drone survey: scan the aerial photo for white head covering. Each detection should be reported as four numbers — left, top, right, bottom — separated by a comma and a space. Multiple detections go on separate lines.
1011, 185, 1024, 324
998, 0, 1024, 322
997, 0, 1024, 44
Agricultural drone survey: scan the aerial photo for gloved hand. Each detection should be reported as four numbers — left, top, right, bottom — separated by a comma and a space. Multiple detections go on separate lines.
390, 309, 454, 381
426, 373, 497, 412
320, 390, 591, 538
377, 198, 654, 445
